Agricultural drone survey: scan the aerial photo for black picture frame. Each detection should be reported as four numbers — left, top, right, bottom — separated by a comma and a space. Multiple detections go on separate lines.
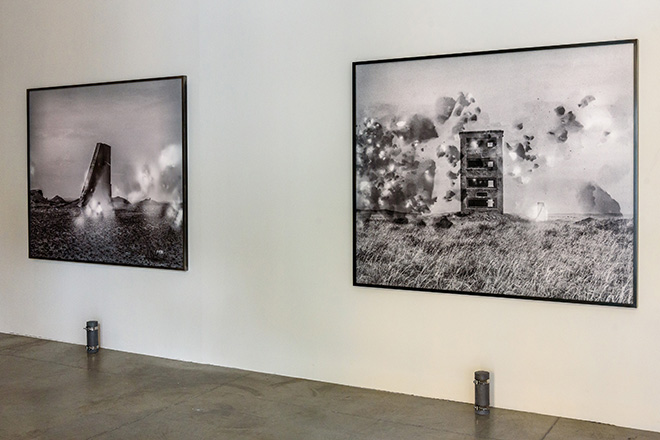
353, 40, 637, 306
28, 76, 188, 271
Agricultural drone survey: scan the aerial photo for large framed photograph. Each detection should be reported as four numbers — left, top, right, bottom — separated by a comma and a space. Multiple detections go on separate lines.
28, 76, 188, 270
353, 40, 637, 306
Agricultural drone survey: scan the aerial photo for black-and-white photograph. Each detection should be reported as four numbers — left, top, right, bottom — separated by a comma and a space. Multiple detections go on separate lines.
353, 41, 637, 306
28, 76, 187, 270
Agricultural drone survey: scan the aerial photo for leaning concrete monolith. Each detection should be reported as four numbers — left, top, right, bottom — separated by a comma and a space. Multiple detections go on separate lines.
79, 142, 112, 210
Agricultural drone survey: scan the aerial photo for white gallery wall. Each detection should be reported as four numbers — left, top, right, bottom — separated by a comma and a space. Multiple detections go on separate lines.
1, 0, 659, 432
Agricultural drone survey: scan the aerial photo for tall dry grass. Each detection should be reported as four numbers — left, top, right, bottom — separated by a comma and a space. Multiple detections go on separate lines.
355, 213, 634, 304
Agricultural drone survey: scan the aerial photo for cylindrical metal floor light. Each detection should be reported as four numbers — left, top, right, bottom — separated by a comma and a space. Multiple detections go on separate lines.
474, 370, 490, 415
85, 320, 99, 354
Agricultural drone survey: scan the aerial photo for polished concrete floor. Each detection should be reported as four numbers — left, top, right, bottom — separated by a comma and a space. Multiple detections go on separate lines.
1, 333, 659, 440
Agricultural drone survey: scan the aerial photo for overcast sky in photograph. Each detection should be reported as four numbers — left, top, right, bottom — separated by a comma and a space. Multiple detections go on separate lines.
355, 42, 635, 217
29, 78, 184, 203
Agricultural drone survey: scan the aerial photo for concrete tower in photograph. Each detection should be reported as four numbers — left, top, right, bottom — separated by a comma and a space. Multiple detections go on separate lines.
79, 142, 112, 208
459, 130, 503, 213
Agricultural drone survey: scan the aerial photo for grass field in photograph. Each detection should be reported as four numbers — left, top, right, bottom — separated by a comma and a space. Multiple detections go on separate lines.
355, 212, 634, 304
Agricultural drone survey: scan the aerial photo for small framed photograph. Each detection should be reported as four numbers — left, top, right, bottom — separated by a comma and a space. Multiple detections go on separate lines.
353, 40, 637, 306
28, 76, 188, 270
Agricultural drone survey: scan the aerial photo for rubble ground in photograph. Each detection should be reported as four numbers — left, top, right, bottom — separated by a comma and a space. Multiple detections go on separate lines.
29, 191, 184, 269
355, 211, 634, 304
